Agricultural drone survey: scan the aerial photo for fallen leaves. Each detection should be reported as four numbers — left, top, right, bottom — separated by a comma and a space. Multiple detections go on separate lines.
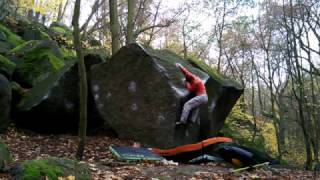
57, 175, 75, 180
0, 127, 317, 179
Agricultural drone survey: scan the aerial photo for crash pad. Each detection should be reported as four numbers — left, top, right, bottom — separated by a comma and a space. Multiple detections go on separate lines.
216, 145, 254, 167
215, 142, 276, 167
152, 137, 232, 156
109, 146, 163, 162
189, 154, 223, 164
151, 137, 232, 163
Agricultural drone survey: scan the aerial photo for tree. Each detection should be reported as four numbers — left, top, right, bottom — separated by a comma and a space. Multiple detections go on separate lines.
56, 0, 69, 22
109, 0, 120, 55
72, 0, 88, 160
0, 0, 17, 20
126, 0, 136, 44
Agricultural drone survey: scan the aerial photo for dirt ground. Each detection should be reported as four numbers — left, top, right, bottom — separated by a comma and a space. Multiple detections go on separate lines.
0, 128, 318, 179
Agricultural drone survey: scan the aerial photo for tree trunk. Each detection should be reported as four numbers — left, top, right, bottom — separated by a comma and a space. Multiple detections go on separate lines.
57, 0, 69, 22
182, 19, 188, 59
109, 0, 120, 55
311, 70, 319, 163
216, 1, 226, 73
146, 0, 161, 46
126, 0, 136, 44
277, 83, 287, 159
72, 0, 88, 161
57, 1, 63, 22
250, 53, 258, 143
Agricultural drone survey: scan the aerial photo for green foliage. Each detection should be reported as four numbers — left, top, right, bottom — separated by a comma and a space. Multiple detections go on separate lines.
221, 101, 266, 150
0, 24, 24, 46
21, 159, 63, 180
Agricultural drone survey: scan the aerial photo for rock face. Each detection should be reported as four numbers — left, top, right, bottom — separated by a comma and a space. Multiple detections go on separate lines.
14, 54, 105, 133
0, 54, 16, 79
91, 43, 243, 148
0, 74, 11, 132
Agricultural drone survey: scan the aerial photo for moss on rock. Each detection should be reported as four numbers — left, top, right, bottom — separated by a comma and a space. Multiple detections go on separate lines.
0, 54, 16, 77
48, 22, 73, 46
60, 47, 76, 62
187, 57, 242, 89
51, 26, 67, 35
16, 57, 76, 111
10, 40, 66, 86
11, 157, 91, 180
9, 40, 39, 55
0, 23, 24, 47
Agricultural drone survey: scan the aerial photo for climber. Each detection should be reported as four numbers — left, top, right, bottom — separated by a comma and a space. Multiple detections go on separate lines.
175, 63, 208, 125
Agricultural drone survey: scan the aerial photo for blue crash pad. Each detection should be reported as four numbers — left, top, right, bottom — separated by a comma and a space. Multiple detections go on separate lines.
109, 146, 163, 161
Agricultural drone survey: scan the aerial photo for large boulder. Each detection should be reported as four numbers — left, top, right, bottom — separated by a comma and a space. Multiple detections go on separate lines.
189, 59, 244, 139
0, 54, 16, 79
91, 43, 243, 148
14, 53, 105, 133
0, 74, 11, 132
13, 59, 77, 132
9, 40, 66, 87
0, 23, 24, 55
0, 40, 12, 55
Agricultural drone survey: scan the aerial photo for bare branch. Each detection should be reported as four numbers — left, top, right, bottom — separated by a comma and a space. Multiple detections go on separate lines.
80, 0, 104, 32
134, 20, 174, 37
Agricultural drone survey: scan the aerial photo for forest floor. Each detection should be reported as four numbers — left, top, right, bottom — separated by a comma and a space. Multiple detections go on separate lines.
0, 127, 319, 180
